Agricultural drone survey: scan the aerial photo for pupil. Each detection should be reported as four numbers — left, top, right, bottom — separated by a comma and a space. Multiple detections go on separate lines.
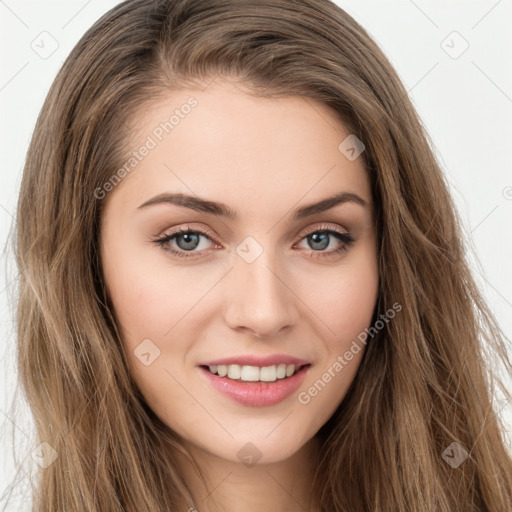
309, 232, 329, 251
177, 233, 199, 250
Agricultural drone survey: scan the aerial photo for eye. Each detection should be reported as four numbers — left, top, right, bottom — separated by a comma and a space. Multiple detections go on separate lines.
151, 223, 356, 260
151, 225, 218, 259
294, 224, 355, 260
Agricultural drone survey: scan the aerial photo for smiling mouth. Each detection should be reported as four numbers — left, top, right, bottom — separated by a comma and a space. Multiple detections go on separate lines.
200, 363, 308, 382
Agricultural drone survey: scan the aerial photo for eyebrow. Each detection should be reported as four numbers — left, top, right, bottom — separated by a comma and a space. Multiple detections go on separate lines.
137, 191, 367, 220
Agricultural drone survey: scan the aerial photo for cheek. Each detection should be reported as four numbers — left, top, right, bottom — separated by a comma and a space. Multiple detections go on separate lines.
293, 252, 378, 416
103, 252, 219, 395
328, 269, 378, 341
104, 247, 210, 345
102, 226, 379, 432
299, 255, 379, 347
104, 263, 200, 423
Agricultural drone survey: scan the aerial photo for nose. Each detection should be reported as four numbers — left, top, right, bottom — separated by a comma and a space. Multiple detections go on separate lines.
223, 249, 299, 338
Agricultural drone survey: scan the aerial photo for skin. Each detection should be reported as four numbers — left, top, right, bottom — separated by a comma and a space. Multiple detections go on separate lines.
99, 78, 379, 512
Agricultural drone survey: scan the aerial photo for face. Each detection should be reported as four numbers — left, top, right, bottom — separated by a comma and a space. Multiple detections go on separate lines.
99, 78, 379, 466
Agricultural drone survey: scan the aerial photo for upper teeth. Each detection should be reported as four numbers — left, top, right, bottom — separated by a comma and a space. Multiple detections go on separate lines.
208, 364, 299, 382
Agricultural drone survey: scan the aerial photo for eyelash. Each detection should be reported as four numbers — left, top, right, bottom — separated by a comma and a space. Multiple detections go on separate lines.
151, 223, 356, 261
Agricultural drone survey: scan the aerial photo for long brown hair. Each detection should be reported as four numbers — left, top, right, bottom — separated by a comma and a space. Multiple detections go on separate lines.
7, 0, 512, 510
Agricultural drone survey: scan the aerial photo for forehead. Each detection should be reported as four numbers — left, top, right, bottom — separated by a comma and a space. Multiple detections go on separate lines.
104, 79, 372, 218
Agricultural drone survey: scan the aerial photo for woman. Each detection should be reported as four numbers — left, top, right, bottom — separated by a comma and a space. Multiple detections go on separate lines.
11, 0, 512, 510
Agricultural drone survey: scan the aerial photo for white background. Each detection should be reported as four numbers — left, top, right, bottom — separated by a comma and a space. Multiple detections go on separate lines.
1, 0, 511, 508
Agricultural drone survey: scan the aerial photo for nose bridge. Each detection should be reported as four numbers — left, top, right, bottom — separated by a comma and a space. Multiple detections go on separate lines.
224, 237, 298, 337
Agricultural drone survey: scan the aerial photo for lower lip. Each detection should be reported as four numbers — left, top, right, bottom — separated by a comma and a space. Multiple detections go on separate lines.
199, 365, 310, 407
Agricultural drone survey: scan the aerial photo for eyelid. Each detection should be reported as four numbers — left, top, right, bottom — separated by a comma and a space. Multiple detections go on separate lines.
156, 223, 219, 242
297, 222, 350, 239
152, 221, 355, 260
155, 222, 350, 245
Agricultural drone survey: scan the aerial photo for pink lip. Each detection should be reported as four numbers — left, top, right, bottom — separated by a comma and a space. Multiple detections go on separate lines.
199, 354, 310, 367
198, 364, 311, 407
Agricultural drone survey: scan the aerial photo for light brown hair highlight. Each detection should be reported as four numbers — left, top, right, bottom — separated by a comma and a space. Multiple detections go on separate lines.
7, 0, 512, 510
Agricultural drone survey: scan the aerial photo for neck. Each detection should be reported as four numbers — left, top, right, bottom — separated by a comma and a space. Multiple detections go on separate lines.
175, 435, 322, 512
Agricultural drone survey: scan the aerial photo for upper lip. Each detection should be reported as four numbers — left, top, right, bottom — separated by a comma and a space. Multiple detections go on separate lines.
199, 354, 310, 367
